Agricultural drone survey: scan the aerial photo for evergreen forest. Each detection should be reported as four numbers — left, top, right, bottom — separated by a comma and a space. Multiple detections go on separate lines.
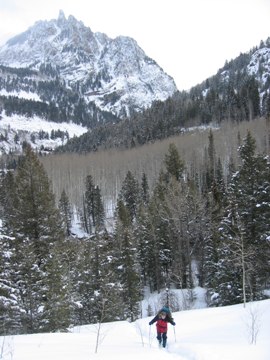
0, 124, 269, 335
1, 38, 270, 337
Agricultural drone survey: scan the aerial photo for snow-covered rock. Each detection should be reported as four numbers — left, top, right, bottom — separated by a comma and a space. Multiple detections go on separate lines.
0, 10, 177, 118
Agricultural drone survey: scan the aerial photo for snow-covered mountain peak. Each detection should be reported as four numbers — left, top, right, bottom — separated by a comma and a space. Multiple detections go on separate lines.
57, 9, 66, 23
0, 12, 177, 118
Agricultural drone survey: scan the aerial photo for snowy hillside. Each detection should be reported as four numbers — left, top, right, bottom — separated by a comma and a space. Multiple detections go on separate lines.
218, 38, 270, 97
0, 111, 88, 155
1, 294, 269, 360
247, 46, 270, 86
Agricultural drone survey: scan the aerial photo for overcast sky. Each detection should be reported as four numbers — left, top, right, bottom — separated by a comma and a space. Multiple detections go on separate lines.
0, 0, 269, 90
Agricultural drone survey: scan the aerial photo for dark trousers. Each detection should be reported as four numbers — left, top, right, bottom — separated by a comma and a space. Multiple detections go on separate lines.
157, 332, 167, 347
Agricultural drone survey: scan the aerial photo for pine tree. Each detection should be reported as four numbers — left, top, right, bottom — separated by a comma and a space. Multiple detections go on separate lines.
76, 230, 124, 324
119, 229, 140, 321
0, 172, 17, 328
203, 132, 226, 294
75, 236, 94, 324
0, 230, 22, 334
83, 175, 95, 234
164, 143, 185, 181
213, 132, 270, 305
149, 173, 172, 287
59, 189, 72, 236
94, 231, 124, 323
205, 129, 216, 191
114, 200, 140, 321
1, 145, 69, 333
83, 175, 105, 234
240, 76, 260, 120
135, 204, 161, 291
119, 171, 140, 222
0, 171, 16, 224
140, 172, 150, 206
92, 185, 105, 231
136, 146, 186, 291
40, 238, 72, 331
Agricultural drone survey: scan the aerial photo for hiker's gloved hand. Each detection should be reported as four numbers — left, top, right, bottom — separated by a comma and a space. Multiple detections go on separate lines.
172, 321, 176, 326
149, 321, 153, 325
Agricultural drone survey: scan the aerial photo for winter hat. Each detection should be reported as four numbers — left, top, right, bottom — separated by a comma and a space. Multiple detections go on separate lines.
161, 306, 170, 313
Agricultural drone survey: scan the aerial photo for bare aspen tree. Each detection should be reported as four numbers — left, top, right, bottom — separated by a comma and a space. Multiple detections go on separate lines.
41, 118, 267, 216
93, 282, 123, 353
222, 212, 256, 308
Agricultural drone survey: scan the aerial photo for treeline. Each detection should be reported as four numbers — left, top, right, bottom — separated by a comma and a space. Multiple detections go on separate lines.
55, 73, 269, 153
0, 130, 269, 335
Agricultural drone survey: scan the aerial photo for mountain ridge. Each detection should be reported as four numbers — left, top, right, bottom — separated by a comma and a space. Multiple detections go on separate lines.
0, 10, 177, 118
55, 36, 270, 153
0, 11, 270, 155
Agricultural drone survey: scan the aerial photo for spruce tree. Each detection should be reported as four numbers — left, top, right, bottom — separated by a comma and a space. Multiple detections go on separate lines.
164, 143, 185, 181
140, 172, 150, 206
59, 189, 72, 236
119, 171, 140, 222
149, 172, 172, 288
119, 228, 140, 321
114, 199, 140, 321
94, 230, 124, 323
92, 185, 105, 231
83, 175, 105, 234
203, 132, 226, 295
1, 145, 69, 333
76, 230, 123, 324
213, 132, 270, 305
0, 230, 22, 334
83, 175, 95, 234
135, 203, 161, 291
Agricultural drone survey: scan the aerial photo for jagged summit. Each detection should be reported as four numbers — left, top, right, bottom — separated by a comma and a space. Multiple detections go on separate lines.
58, 9, 66, 22
0, 11, 177, 117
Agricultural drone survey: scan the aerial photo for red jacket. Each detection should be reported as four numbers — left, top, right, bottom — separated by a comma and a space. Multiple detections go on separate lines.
156, 319, 168, 333
149, 311, 175, 333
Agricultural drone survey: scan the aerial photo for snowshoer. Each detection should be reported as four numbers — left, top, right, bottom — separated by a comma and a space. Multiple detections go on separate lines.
149, 306, 175, 348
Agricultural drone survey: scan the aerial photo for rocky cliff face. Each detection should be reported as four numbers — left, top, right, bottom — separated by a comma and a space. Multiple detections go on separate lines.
0, 10, 177, 117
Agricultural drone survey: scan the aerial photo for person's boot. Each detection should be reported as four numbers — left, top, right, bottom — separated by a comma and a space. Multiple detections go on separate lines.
163, 339, 166, 348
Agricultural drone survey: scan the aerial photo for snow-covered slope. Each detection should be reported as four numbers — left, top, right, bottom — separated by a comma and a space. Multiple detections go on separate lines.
218, 39, 270, 95
0, 111, 88, 155
0, 295, 269, 360
0, 10, 177, 117
247, 46, 270, 86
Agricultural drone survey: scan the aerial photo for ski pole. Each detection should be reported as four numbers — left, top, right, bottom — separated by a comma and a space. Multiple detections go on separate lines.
173, 325, 176, 342
149, 324, 152, 347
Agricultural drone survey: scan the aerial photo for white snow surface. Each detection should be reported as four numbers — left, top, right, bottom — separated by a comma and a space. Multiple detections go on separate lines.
0, 113, 87, 136
0, 89, 42, 102
0, 289, 269, 360
247, 47, 270, 85
0, 111, 88, 154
